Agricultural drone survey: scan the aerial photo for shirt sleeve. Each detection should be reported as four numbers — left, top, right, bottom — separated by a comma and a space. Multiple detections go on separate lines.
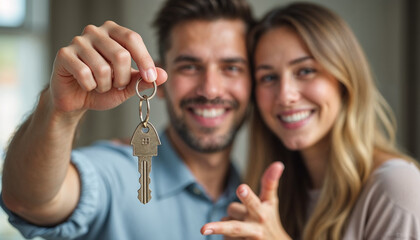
0, 150, 100, 240
364, 161, 420, 240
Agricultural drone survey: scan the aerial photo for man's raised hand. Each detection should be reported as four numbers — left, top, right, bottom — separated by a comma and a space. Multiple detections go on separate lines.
50, 21, 167, 115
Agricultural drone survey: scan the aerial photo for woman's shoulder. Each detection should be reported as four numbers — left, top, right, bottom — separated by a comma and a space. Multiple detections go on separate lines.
371, 158, 420, 185
346, 159, 420, 240
367, 158, 420, 211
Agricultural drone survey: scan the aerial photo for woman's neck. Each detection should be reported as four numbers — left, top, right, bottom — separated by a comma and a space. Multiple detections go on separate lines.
300, 137, 330, 189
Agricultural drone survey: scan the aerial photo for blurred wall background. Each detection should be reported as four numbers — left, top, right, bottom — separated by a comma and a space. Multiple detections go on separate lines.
0, 0, 419, 238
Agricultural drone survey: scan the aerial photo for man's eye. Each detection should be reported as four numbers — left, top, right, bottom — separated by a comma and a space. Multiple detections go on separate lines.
177, 64, 201, 74
180, 65, 197, 71
225, 65, 240, 72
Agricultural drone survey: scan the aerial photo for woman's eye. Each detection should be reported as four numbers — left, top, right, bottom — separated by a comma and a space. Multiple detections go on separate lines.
296, 68, 316, 77
259, 74, 278, 83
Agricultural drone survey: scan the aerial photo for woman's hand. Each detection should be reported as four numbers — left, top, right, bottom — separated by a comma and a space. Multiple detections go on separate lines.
201, 162, 291, 240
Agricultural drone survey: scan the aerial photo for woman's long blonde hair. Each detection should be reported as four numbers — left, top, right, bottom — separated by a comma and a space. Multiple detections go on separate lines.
246, 3, 418, 239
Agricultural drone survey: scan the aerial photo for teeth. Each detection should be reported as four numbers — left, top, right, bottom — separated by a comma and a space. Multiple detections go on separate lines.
281, 110, 311, 123
194, 108, 225, 118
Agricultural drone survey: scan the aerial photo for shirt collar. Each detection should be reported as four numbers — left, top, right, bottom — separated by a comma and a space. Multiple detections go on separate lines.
154, 131, 196, 199
220, 163, 241, 203
153, 131, 241, 202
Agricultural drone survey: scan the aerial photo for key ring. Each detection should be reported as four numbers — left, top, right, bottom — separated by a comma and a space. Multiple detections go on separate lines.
139, 95, 150, 128
136, 78, 157, 101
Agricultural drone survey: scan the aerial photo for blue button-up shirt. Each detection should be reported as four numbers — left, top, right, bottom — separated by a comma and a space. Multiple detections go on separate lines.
1, 132, 241, 240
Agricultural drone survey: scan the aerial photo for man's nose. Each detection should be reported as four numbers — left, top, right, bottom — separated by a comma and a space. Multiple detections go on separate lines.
196, 68, 224, 99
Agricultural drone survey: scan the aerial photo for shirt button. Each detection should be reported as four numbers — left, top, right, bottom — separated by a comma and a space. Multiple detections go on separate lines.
193, 187, 201, 195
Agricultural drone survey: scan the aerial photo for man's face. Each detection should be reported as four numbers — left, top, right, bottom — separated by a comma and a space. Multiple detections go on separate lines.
160, 19, 251, 153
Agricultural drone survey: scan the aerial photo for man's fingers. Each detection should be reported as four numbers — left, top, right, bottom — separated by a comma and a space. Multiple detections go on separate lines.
56, 47, 97, 91
71, 37, 114, 93
84, 25, 132, 89
103, 21, 157, 83
135, 67, 167, 91
201, 221, 260, 238
259, 161, 284, 202
125, 67, 167, 96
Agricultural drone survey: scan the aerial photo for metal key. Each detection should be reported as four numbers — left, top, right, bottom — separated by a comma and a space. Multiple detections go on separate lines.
130, 78, 160, 204
131, 122, 160, 204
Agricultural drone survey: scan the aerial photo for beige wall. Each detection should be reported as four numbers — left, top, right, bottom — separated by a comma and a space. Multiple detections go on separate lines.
49, 0, 418, 173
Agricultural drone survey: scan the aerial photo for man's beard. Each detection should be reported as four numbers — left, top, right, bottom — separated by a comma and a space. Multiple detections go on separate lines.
165, 96, 246, 153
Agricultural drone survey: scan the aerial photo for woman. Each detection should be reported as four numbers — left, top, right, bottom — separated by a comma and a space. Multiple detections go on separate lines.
202, 2, 420, 239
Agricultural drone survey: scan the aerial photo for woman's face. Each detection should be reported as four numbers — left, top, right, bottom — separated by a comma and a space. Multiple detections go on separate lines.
254, 26, 341, 151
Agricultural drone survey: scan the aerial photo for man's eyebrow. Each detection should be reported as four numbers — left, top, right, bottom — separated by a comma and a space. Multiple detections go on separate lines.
173, 55, 201, 63
221, 57, 248, 64
173, 55, 248, 64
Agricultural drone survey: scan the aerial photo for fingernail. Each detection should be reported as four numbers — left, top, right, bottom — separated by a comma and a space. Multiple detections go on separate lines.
146, 68, 157, 82
239, 187, 248, 198
203, 229, 213, 235
278, 161, 285, 169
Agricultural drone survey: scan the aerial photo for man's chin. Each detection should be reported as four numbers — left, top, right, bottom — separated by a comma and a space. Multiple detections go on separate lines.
181, 132, 234, 153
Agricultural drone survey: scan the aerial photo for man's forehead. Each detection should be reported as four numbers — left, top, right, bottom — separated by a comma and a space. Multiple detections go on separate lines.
167, 47, 248, 64
173, 54, 247, 64
173, 18, 246, 33
166, 19, 248, 63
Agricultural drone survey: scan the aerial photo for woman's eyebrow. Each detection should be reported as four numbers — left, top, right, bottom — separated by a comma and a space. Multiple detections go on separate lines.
255, 64, 273, 72
289, 56, 313, 65
255, 56, 313, 72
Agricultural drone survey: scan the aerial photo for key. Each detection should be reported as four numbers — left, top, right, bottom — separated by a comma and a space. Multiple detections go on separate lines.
131, 121, 161, 204
131, 78, 160, 204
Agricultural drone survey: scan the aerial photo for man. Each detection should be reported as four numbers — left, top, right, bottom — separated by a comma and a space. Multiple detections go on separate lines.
1, 0, 253, 239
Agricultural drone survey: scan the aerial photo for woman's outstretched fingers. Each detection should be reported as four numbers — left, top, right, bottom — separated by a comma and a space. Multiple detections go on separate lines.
236, 184, 263, 221
201, 162, 289, 240
259, 162, 284, 202
201, 221, 260, 238
227, 202, 247, 220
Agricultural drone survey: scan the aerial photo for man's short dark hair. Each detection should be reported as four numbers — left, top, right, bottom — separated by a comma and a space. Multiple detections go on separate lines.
152, 0, 254, 66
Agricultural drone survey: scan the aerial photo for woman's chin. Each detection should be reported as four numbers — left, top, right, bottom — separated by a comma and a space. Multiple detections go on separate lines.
282, 139, 309, 151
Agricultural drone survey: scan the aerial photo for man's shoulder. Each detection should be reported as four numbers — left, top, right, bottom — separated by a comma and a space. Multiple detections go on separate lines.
72, 140, 135, 175
75, 140, 132, 158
